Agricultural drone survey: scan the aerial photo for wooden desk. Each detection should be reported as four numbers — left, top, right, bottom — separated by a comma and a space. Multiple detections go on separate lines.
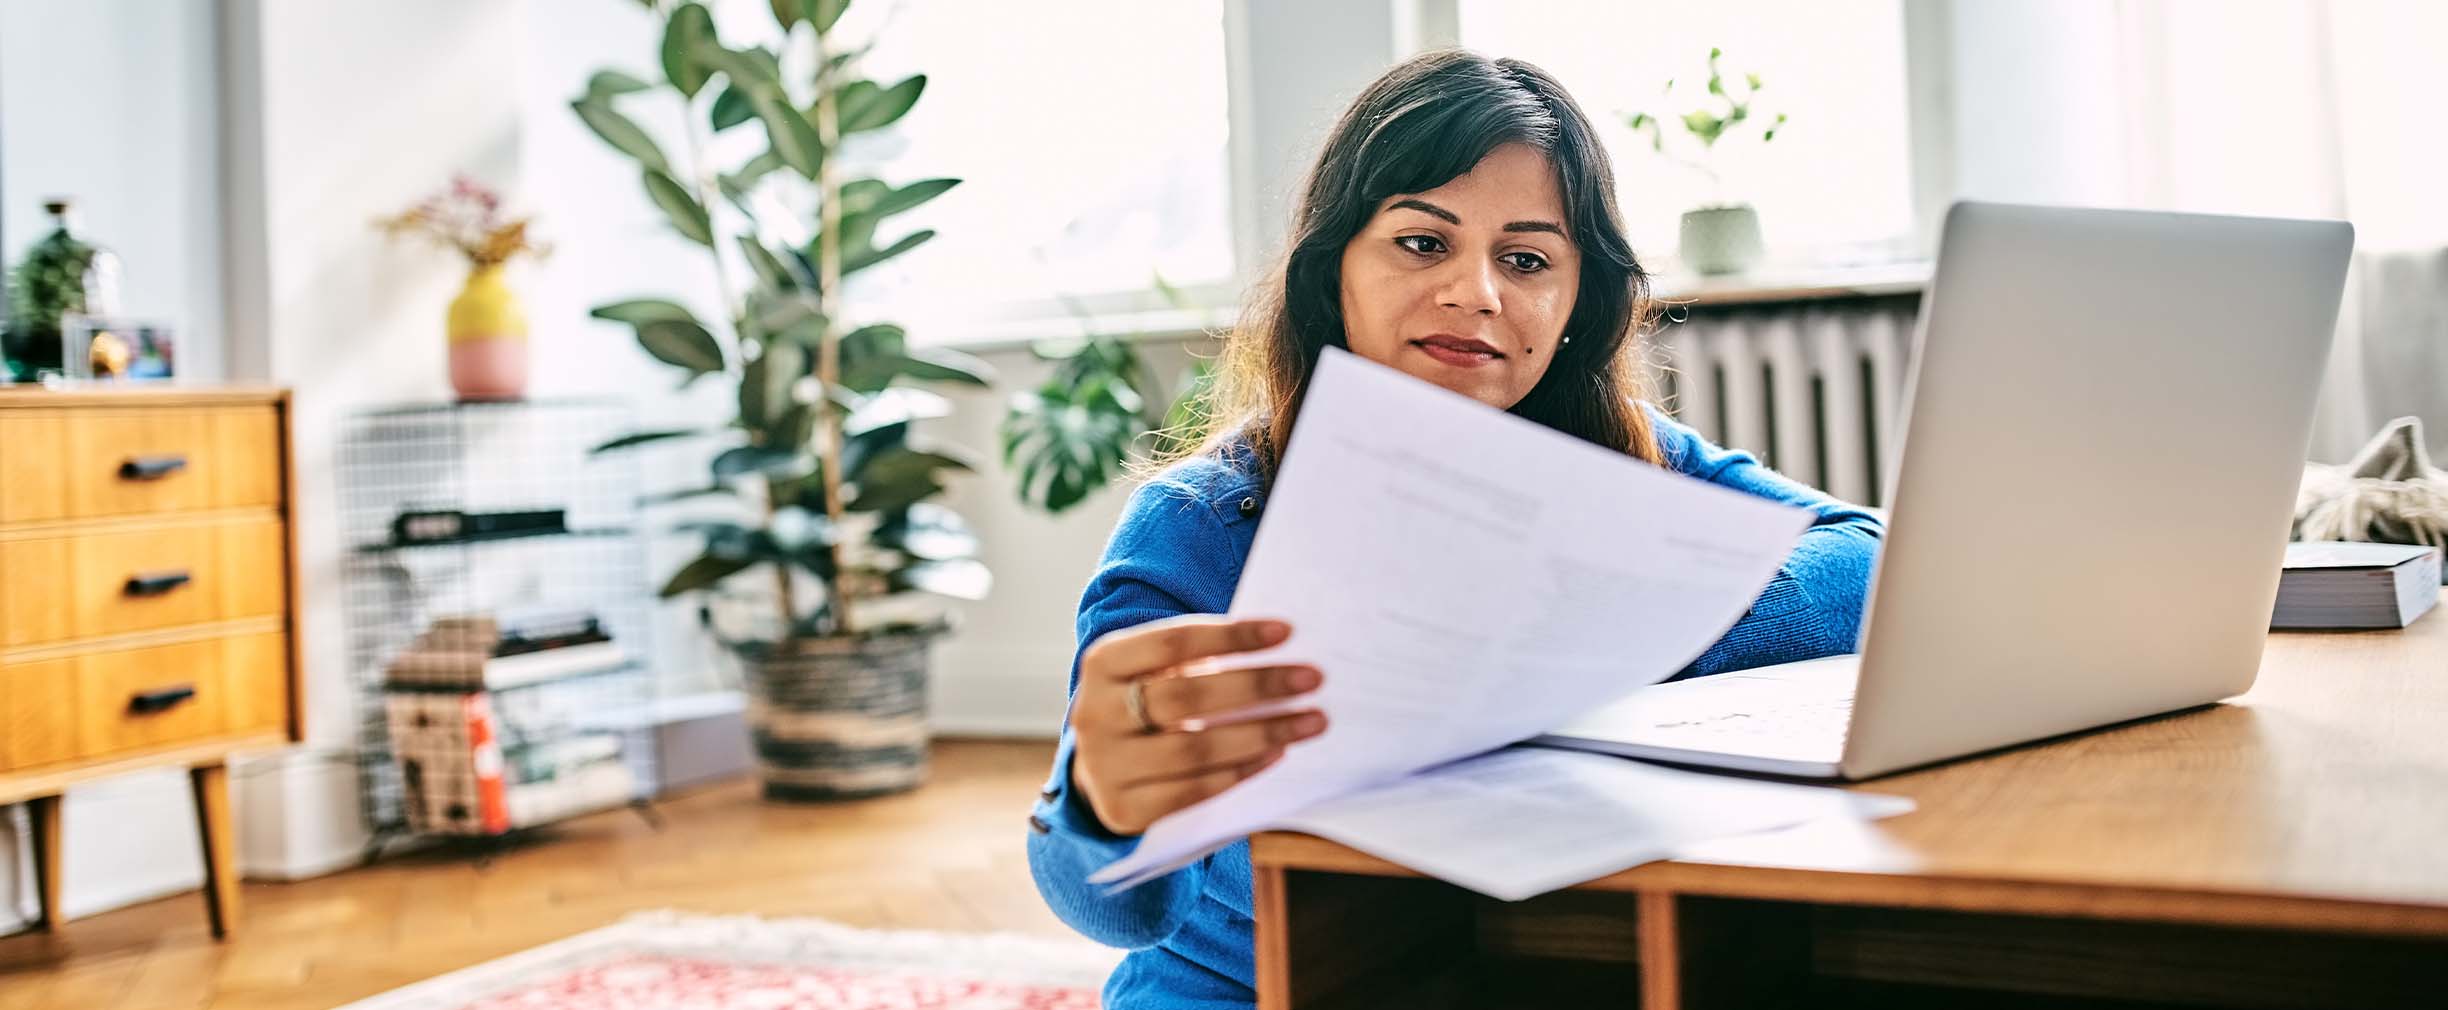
1251, 615, 2448, 1009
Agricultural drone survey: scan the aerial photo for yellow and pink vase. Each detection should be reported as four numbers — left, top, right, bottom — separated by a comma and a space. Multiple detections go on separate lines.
446, 264, 528, 400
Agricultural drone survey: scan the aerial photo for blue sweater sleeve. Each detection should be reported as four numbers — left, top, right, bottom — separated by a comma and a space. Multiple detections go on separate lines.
1648, 408, 1886, 677
1026, 473, 1247, 950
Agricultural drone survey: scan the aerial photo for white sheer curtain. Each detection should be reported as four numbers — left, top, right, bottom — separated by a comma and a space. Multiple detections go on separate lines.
2108, 0, 2448, 462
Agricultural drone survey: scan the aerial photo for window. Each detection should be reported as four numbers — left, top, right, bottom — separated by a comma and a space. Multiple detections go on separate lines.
1457, 1, 1918, 267
834, 0, 1235, 344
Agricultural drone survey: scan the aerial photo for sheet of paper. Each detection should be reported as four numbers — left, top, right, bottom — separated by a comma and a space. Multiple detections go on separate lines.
1276, 747, 1913, 901
1091, 348, 1815, 888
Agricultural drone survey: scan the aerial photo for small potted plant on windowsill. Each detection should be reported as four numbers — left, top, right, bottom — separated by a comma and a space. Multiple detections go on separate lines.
579, 0, 993, 800
1624, 47, 1788, 276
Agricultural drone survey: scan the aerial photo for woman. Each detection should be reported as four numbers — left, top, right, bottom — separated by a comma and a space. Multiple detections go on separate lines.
1027, 50, 1882, 1007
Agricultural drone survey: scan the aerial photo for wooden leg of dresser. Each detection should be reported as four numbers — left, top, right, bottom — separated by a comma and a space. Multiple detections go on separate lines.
27, 794, 64, 930
190, 762, 239, 938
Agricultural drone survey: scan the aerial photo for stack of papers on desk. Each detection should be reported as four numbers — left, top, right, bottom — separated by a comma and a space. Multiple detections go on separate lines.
1279, 747, 1909, 900
1089, 349, 1910, 900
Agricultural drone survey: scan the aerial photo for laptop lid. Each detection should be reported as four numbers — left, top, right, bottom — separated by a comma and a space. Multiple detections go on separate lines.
1840, 201, 2355, 780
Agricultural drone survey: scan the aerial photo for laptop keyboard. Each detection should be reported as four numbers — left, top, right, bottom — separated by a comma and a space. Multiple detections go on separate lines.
1645, 695, 1855, 748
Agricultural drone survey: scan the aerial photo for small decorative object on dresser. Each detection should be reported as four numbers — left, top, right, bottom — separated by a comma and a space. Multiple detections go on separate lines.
377, 176, 549, 401
0, 387, 300, 938
1623, 48, 1788, 275
4, 197, 124, 380
61, 314, 177, 381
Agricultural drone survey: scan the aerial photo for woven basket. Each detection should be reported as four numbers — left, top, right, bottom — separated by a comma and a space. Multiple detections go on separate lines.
743, 628, 936, 801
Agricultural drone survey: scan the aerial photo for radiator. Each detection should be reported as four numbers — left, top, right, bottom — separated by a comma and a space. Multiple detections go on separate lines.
1646, 294, 1921, 506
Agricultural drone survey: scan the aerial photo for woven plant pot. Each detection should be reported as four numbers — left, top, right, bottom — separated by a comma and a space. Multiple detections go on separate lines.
743, 627, 937, 801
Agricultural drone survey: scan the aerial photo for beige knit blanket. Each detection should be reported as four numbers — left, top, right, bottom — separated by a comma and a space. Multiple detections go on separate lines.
2295, 416, 2448, 551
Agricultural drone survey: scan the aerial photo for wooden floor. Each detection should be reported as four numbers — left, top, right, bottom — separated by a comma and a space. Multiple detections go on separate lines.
0, 739, 1066, 1010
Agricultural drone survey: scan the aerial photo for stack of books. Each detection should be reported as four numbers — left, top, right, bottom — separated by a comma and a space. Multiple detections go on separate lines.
386, 692, 636, 835
383, 609, 639, 834
386, 611, 628, 691
2271, 542, 2442, 630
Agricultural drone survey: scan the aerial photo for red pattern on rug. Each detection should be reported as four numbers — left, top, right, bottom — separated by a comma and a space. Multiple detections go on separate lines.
454, 952, 1100, 1010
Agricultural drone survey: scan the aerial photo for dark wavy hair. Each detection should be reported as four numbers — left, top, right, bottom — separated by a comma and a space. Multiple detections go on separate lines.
1164, 48, 1663, 476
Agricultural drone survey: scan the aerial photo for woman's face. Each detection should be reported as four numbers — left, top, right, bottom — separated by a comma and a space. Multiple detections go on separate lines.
1338, 142, 1582, 411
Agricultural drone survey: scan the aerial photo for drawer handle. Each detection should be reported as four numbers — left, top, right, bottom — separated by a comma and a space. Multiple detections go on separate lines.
128, 684, 197, 715
124, 570, 194, 597
118, 455, 190, 480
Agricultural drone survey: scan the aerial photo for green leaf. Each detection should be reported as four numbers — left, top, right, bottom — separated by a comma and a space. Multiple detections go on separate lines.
848, 446, 974, 513
641, 484, 736, 505
590, 299, 700, 327
751, 290, 827, 337
837, 74, 925, 134
842, 228, 934, 275
661, 3, 717, 97
636, 317, 725, 374
586, 70, 654, 99
591, 429, 705, 453
839, 177, 958, 220
694, 44, 782, 94
768, 0, 809, 28
643, 169, 713, 246
675, 519, 774, 561
1746, 71, 1763, 91
885, 346, 995, 387
720, 149, 787, 205
711, 445, 800, 479
750, 91, 825, 179
889, 558, 991, 600
660, 552, 754, 597
710, 85, 757, 131
738, 236, 802, 291
741, 338, 804, 431
813, 0, 850, 33
571, 97, 669, 174
836, 323, 906, 391
842, 418, 910, 477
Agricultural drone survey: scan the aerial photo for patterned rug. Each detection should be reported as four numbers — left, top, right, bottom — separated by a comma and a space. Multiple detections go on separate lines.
336, 911, 1123, 1010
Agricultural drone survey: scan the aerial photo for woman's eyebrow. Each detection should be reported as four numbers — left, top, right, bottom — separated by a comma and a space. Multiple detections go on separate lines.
1388, 198, 1459, 224
1389, 198, 1565, 238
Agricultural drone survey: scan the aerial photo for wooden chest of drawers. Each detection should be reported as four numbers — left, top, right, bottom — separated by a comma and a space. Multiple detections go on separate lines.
0, 388, 299, 938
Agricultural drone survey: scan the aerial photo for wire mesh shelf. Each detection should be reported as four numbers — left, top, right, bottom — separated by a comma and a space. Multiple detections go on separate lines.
338, 398, 661, 849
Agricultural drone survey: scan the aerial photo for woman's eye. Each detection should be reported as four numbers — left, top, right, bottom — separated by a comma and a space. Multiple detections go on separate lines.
1395, 235, 1445, 256
1504, 251, 1550, 273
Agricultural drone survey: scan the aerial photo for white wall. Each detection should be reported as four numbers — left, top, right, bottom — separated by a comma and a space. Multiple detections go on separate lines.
0, 0, 227, 934
0, 0, 225, 379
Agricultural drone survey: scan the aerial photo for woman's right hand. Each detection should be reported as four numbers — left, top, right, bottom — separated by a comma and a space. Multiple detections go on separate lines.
1068, 615, 1327, 837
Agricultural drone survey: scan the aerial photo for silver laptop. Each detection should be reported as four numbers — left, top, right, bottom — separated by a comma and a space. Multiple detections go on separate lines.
1534, 201, 2356, 780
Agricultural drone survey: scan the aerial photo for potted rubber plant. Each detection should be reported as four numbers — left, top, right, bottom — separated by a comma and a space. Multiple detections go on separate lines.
579, 0, 994, 800
1624, 47, 1788, 275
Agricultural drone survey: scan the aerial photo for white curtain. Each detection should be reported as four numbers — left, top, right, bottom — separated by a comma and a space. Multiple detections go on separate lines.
2109, 0, 2448, 462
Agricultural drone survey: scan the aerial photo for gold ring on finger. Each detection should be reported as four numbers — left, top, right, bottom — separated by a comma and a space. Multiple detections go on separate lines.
1125, 677, 1161, 736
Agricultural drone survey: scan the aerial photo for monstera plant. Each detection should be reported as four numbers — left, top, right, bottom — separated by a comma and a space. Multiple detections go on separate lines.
579, 0, 992, 800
